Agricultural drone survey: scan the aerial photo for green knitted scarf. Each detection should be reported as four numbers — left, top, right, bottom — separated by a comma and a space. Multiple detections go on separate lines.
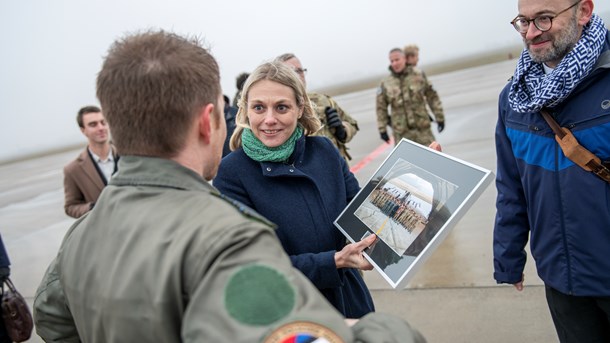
242, 126, 303, 162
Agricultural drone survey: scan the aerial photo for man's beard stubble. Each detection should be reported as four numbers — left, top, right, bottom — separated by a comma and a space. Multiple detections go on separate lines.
526, 13, 581, 65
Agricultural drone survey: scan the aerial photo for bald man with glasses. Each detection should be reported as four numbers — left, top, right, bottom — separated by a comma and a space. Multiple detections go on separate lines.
276, 53, 359, 162
494, 0, 610, 341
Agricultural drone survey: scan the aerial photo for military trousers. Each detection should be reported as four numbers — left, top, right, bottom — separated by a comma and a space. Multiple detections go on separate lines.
392, 127, 435, 146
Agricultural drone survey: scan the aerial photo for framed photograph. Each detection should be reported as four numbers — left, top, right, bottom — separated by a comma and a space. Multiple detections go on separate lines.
334, 138, 494, 288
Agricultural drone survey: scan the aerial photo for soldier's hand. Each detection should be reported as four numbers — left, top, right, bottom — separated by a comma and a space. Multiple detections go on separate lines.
325, 107, 342, 128
380, 131, 390, 143
428, 141, 442, 152
437, 121, 445, 133
325, 107, 347, 141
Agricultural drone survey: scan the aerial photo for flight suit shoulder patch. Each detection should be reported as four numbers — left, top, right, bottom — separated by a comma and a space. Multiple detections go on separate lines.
263, 321, 344, 343
225, 264, 295, 326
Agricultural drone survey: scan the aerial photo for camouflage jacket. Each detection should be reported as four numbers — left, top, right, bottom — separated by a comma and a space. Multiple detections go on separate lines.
376, 66, 444, 135
309, 92, 359, 161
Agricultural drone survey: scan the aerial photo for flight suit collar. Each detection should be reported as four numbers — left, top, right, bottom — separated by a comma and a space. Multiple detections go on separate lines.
110, 155, 216, 194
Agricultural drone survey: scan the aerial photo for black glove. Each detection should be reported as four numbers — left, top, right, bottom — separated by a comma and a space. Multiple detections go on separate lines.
437, 121, 445, 133
325, 107, 347, 141
380, 131, 390, 143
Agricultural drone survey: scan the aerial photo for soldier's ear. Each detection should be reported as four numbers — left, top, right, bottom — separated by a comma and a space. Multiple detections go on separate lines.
198, 103, 215, 145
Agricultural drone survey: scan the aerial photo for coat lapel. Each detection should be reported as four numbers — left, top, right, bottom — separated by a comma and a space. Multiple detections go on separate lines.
77, 149, 105, 190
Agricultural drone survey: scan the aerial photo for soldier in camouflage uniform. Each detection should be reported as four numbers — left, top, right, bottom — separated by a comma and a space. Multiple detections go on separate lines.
377, 47, 445, 146
276, 53, 359, 161
404, 44, 420, 67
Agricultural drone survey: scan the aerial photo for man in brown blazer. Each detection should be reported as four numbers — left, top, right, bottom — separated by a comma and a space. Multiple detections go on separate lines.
63, 106, 118, 218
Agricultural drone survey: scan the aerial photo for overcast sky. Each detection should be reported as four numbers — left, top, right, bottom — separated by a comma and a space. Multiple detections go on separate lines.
1, 0, 609, 163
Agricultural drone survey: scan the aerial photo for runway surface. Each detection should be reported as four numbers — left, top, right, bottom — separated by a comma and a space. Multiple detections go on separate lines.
0, 59, 557, 342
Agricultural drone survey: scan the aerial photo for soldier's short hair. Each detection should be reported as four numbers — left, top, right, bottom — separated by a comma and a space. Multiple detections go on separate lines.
76, 105, 102, 128
404, 44, 419, 57
389, 47, 404, 55
230, 61, 321, 150
96, 30, 221, 157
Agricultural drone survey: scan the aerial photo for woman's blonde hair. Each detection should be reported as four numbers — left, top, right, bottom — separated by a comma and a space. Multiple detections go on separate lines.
229, 61, 321, 150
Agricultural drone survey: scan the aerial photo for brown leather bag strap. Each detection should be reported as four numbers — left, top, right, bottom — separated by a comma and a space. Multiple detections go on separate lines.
540, 109, 610, 183
540, 109, 566, 138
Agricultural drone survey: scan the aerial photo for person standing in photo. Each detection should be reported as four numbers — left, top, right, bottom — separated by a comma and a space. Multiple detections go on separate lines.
276, 53, 359, 162
214, 61, 376, 318
376, 48, 445, 146
63, 106, 118, 218
403, 44, 420, 67
494, 0, 610, 341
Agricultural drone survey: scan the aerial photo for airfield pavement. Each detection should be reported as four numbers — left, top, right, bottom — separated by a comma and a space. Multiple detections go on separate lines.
0, 58, 559, 342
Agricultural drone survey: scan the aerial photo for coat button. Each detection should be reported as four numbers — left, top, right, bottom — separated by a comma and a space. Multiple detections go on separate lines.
289, 169, 294, 172
266, 167, 271, 172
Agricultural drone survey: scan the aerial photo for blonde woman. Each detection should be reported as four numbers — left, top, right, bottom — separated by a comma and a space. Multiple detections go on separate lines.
214, 61, 376, 318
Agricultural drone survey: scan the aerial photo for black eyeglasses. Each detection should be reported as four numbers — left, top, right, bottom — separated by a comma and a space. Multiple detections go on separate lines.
293, 68, 308, 75
510, 1, 580, 33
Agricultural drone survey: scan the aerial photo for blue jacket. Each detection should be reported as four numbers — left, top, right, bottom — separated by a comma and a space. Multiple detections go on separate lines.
0, 235, 9, 269
494, 31, 610, 296
214, 136, 375, 317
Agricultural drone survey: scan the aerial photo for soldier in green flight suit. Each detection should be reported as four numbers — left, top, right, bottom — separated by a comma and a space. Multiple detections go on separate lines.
33, 30, 425, 343
276, 53, 359, 162
377, 47, 445, 146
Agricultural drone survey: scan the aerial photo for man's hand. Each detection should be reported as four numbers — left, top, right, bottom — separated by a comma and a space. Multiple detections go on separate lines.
513, 274, 524, 291
437, 121, 445, 133
325, 107, 347, 141
380, 131, 390, 143
428, 141, 442, 152
513, 281, 524, 291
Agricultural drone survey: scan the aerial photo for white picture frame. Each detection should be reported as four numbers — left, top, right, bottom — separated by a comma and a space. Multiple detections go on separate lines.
334, 138, 494, 289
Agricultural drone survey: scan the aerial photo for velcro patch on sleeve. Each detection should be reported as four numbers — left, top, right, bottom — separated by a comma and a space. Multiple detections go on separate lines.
225, 264, 295, 326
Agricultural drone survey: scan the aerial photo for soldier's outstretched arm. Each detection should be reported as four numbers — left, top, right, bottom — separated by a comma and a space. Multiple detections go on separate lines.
353, 313, 426, 343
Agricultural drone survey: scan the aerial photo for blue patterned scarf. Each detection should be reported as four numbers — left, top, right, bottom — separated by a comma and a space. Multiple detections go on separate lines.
508, 14, 606, 113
